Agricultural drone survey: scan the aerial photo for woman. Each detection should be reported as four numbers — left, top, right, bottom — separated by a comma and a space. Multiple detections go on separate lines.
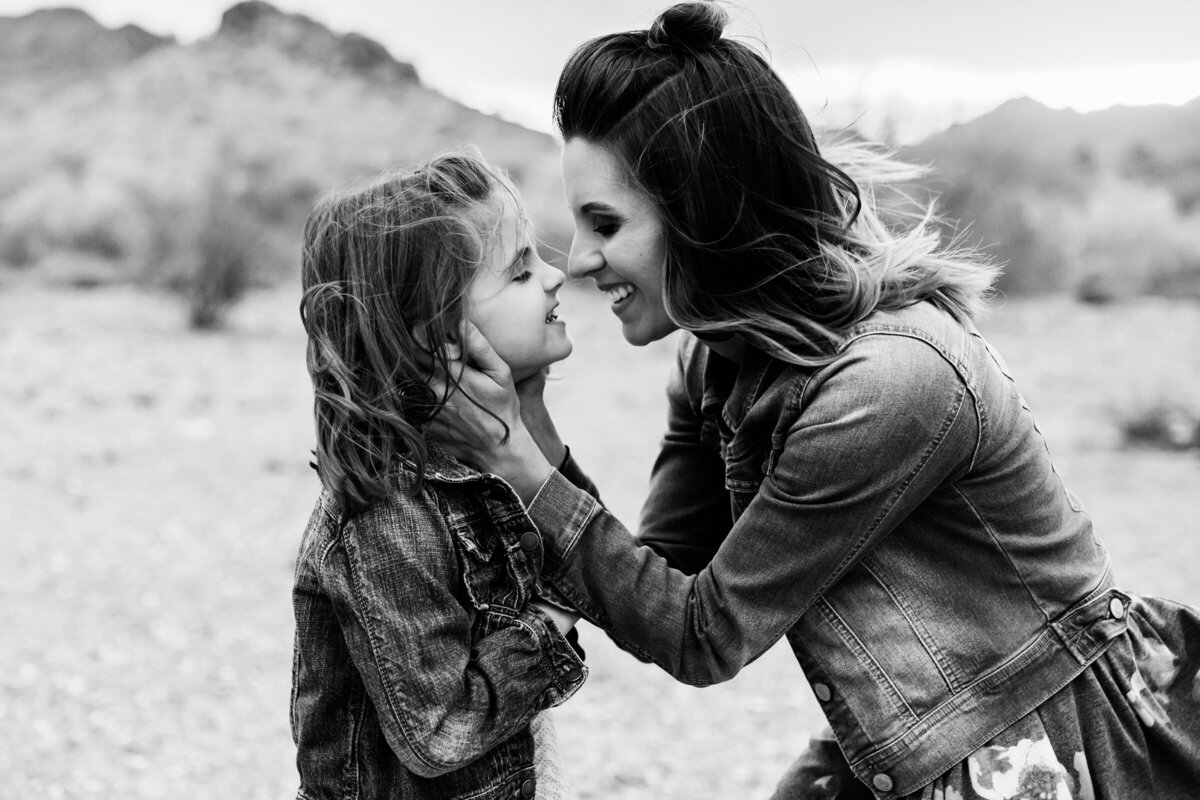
429, 3, 1200, 798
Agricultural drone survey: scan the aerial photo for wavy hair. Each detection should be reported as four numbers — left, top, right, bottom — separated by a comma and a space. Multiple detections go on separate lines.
554, 1, 998, 365
299, 152, 509, 517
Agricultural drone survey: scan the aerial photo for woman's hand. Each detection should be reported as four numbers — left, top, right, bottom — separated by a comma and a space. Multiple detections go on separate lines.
515, 369, 567, 470
531, 601, 579, 635
426, 323, 554, 505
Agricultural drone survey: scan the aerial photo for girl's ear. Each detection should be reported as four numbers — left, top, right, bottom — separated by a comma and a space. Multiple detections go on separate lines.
412, 322, 463, 362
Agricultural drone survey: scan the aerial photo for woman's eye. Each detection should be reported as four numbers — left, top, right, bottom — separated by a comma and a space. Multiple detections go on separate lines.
592, 217, 619, 236
512, 270, 533, 283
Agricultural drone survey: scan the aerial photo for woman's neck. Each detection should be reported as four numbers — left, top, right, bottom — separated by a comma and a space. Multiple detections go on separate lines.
702, 335, 747, 365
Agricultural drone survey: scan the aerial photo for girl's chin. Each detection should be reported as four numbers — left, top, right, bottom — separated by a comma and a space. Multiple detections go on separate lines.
509, 351, 573, 383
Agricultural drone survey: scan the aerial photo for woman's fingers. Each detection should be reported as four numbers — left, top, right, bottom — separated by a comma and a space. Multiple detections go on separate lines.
460, 321, 511, 386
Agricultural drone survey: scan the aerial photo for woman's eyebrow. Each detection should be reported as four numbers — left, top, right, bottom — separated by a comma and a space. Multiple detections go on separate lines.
580, 201, 616, 215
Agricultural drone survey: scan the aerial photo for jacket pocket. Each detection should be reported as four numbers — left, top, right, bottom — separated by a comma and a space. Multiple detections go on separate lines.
443, 505, 533, 635
408, 728, 537, 800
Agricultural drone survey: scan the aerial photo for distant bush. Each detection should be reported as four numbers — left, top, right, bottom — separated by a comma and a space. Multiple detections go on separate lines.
167, 176, 262, 330
0, 168, 153, 274
1115, 401, 1200, 452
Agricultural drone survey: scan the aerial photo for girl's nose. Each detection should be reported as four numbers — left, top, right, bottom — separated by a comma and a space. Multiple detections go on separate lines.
540, 259, 566, 291
567, 234, 602, 279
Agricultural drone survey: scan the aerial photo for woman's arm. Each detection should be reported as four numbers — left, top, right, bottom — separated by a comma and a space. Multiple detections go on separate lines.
528, 335, 979, 685
636, 335, 733, 574
321, 512, 586, 778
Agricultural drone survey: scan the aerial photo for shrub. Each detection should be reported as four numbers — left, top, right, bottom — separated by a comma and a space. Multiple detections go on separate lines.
0, 169, 150, 274
1115, 401, 1200, 452
177, 179, 261, 330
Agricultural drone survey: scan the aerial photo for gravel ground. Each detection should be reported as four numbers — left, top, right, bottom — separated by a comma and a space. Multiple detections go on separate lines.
2, 278, 1197, 799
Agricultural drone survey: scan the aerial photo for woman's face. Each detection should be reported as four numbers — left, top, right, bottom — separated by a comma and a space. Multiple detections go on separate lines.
561, 138, 677, 346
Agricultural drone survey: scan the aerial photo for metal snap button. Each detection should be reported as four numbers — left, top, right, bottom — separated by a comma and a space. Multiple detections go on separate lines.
813, 682, 832, 702
519, 531, 541, 551
564, 666, 583, 683
519, 778, 536, 797
1109, 597, 1126, 619
872, 773, 894, 792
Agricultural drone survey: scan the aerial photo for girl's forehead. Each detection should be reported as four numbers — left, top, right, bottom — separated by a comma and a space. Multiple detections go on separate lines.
475, 186, 529, 270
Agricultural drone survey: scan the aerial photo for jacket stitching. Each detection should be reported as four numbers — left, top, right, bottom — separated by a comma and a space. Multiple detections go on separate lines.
950, 485, 1046, 619
335, 522, 446, 776
803, 374, 966, 605
860, 559, 961, 691
819, 599, 917, 722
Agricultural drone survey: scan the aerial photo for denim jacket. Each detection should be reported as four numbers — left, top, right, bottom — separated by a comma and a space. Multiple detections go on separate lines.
291, 444, 591, 800
528, 301, 1127, 798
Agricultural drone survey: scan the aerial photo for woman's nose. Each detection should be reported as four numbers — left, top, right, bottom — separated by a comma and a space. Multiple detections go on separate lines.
567, 234, 602, 279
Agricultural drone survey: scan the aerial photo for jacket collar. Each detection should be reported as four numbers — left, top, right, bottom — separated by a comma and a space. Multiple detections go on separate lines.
398, 440, 483, 484
707, 342, 781, 432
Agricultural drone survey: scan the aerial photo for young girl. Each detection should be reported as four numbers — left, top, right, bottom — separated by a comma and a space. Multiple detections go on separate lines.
429, 3, 1200, 799
291, 151, 588, 800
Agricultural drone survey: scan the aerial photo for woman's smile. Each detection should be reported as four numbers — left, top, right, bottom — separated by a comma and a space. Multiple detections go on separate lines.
561, 138, 678, 346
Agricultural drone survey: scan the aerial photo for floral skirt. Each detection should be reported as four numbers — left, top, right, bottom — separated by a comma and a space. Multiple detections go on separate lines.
771, 594, 1200, 800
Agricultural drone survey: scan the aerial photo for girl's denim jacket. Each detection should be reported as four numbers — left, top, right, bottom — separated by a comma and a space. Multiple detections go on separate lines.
527, 301, 1128, 798
291, 444, 591, 800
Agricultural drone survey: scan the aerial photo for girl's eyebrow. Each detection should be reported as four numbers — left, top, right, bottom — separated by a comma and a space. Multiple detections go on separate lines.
506, 245, 530, 273
580, 201, 616, 215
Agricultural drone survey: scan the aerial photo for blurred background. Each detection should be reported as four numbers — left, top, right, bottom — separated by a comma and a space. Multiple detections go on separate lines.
0, 1, 1197, 798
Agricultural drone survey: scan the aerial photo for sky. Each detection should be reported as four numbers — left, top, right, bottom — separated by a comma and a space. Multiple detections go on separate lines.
3, 0, 1199, 142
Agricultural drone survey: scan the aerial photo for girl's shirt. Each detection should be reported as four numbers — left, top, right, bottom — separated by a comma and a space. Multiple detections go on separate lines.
291, 444, 590, 800
524, 300, 1127, 798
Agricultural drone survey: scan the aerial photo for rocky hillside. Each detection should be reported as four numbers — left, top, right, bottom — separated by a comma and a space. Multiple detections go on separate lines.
0, 2, 567, 286
902, 96, 1200, 297
0, 6, 170, 76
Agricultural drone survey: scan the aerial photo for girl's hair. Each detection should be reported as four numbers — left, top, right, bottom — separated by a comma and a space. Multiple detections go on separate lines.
299, 151, 510, 517
554, 1, 998, 365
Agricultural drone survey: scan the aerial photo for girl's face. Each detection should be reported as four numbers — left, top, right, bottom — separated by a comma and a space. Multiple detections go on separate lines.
466, 189, 572, 382
561, 138, 677, 346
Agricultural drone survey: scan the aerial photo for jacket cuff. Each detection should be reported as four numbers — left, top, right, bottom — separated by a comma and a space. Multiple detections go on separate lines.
516, 603, 588, 704
556, 446, 602, 500
528, 468, 600, 579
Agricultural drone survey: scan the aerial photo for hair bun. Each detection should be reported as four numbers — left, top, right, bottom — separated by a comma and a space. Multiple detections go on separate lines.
648, 1, 728, 52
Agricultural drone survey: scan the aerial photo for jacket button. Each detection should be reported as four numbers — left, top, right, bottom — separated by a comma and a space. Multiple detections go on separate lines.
564, 666, 583, 683
520, 778, 536, 797
872, 773, 893, 792
813, 682, 832, 702
519, 531, 541, 551
1109, 597, 1126, 619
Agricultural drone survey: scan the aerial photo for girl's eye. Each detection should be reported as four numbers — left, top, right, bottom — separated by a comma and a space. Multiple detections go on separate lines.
512, 270, 533, 283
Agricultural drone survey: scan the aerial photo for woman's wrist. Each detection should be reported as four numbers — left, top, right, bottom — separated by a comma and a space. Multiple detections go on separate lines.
492, 425, 554, 506
518, 391, 567, 469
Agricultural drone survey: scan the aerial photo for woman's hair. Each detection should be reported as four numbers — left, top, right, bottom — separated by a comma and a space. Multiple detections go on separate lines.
299, 151, 510, 516
554, 1, 998, 364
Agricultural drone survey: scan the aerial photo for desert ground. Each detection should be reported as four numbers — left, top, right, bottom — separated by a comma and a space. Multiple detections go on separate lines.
2, 276, 1198, 799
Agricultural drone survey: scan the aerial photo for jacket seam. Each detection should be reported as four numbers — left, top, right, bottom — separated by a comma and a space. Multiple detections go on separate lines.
819, 599, 917, 722
334, 523, 447, 777
860, 560, 960, 691
800, 375, 967, 604
950, 485, 1046, 620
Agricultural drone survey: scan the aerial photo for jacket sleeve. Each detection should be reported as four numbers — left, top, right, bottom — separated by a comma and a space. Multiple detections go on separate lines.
529, 333, 978, 686
320, 503, 586, 778
557, 445, 601, 501
636, 334, 733, 575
